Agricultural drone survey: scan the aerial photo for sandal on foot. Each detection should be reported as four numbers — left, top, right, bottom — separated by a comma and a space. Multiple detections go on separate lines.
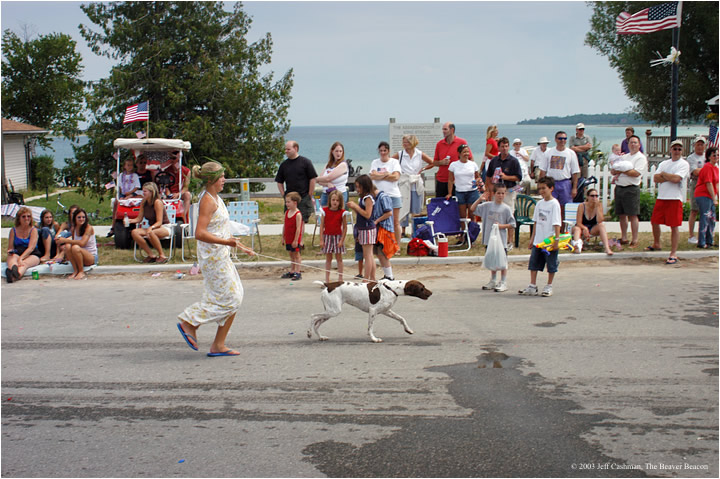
143, 256, 157, 263
665, 257, 678, 265
207, 350, 240, 357
644, 246, 661, 252
177, 323, 198, 351
156, 257, 169, 264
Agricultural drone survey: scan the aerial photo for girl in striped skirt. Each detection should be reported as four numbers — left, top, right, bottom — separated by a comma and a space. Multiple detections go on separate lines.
347, 175, 377, 282
320, 189, 348, 283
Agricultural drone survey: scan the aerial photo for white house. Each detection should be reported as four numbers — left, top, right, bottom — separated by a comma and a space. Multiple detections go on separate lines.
1, 118, 49, 192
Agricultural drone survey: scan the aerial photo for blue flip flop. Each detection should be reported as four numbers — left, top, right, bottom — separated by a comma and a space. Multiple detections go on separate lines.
207, 350, 240, 357
176, 323, 198, 351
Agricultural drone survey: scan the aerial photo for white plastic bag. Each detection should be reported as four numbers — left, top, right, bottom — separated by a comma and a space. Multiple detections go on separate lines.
482, 223, 508, 271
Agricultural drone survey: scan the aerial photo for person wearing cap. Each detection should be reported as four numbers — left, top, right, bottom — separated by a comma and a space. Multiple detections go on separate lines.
569, 123, 592, 179
686, 136, 707, 244
510, 138, 530, 195
611, 135, 646, 248
431, 122, 472, 198
621, 127, 644, 154
538, 131, 580, 219
646, 139, 689, 265
529, 136, 550, 184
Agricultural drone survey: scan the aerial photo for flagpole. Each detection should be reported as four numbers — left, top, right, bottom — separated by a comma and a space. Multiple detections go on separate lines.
670, 1, 682, 141
146, 99, 150, 141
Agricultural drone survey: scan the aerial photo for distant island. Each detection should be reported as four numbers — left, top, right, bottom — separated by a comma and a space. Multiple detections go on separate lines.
518, 113, 644, 125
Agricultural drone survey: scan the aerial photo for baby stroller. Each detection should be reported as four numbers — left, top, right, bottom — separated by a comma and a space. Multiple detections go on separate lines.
415, 197, 478, 253
574, 176, 597, 203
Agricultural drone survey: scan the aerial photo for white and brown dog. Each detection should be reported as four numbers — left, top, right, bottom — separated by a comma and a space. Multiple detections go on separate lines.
308, 279, 432, 343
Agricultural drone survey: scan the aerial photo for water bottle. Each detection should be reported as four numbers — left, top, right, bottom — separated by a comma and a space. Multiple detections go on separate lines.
123, 213, 130, 228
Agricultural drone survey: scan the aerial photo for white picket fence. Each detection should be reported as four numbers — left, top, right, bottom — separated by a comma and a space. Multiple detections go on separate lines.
585, 160, 687, 210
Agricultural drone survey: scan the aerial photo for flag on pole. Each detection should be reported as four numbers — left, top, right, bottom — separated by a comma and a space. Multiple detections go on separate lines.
136, 130, 146, 139
123, 101, 149, 124
616, 2, 681, 34
709, 125, 719, 149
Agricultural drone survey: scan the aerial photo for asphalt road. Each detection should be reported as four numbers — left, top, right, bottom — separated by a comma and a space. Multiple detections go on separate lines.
2, 258, 718, 477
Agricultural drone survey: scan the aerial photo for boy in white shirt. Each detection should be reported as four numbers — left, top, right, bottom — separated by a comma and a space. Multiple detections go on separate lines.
519, 176, 562, 297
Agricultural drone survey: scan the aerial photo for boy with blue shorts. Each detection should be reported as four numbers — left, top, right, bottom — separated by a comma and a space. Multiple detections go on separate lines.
520, 176, 562, 297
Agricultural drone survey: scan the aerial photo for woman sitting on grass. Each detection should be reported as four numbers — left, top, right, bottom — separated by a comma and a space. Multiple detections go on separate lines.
570, 188, 614, 256
5, 207, 41, 283
37, 209, 60, 263
129, 182, 172, 263
53, 204, 79, 262
56, 208, 97, 280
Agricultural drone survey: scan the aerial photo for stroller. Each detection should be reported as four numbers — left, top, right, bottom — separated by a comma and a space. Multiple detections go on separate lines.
574, 176, 597, 203
415, 197, 478, 253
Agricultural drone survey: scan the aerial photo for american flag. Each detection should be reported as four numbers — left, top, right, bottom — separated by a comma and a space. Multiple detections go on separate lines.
136, 130, 146, 139
123, 101, 149, 124
709, 125, 719, 149
616, 2, 681, 34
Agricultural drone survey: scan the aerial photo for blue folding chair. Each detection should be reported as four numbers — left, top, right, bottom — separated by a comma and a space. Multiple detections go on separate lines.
423, 197, 472, 253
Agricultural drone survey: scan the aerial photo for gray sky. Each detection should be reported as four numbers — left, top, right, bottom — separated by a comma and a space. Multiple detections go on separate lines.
1, 0, 634, 126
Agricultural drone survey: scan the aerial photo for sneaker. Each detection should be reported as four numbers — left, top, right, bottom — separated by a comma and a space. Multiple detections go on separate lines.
280, 272, 294, 279
541, 284, 553, 297
291, 272, 302, 280
518, 284, 538, 296
482, 279, 497, 290
688, 236, 698, 244
572, 239, 582, 254
494, 281, 508, 292
381, 275, 394, 281
354, 274, 364, 279
106, 230, 115, 238
506, 243, 514, 252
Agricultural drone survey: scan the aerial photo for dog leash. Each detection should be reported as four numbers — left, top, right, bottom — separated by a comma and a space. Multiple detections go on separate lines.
241, 250, 381, 285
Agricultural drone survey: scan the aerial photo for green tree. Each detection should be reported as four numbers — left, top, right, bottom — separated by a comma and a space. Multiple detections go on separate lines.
585, 1, 718, 124
1, 30, 85, 142
71, 1, 293, 196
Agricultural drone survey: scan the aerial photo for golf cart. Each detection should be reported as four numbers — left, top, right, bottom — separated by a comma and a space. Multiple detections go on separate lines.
111, 138, 191, 249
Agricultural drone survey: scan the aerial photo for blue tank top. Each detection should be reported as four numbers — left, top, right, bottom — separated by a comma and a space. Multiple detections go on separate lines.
354, 195, 376, 230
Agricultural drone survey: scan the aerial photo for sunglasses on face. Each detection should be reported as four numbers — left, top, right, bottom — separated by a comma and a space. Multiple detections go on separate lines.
671, 147, 683, 151
588, 194, 599, 197
557, 137, 568, 141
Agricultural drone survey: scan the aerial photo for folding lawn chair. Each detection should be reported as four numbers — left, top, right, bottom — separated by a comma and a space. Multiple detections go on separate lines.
423, 197, 472, 253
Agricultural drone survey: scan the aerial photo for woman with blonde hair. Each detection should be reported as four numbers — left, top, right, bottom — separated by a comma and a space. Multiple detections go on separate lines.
129, 182, 172, 263
5, 207, 41, 282
177, 161, 254, 357
393, 134, 433, 237
482, 124, 499, 182
316, 141, 349, 206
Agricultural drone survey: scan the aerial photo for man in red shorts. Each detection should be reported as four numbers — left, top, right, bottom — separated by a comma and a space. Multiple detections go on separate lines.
647, 139, 689, 264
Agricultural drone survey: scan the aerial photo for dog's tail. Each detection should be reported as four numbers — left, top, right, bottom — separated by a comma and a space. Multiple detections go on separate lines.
313, 281, 328, 289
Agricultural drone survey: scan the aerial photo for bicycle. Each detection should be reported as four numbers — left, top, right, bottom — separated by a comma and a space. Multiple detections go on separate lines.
55, 193, 68, 221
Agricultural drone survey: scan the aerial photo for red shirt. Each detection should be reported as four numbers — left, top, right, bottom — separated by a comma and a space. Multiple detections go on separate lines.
433, 136, 472, 182
322, 207, 345, 235
283, 210, 303, 245
169, 166, 190, 194
694, 163, 719, 199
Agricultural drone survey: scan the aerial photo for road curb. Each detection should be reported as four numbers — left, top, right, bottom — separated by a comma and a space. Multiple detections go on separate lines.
90, 250, 718, 275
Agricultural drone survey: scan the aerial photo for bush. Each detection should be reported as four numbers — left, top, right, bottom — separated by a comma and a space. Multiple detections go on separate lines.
608, 190, 690, 221
31, 154, 58, 191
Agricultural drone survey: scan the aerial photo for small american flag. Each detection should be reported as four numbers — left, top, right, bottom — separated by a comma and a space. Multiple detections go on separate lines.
616, 2, 681, 34
123, 101, 149, 124
709, 125, 719, 149
136, 130, 146, 139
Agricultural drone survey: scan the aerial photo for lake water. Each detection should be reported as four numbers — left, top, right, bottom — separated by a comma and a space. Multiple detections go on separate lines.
42, 123, 709, 175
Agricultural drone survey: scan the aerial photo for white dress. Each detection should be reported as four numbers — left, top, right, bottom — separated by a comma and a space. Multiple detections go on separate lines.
178, 192, 244, 327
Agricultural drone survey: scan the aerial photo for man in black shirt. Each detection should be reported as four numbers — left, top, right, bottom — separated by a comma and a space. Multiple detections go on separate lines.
275, 141, 318, 223
487, 137, 522, 210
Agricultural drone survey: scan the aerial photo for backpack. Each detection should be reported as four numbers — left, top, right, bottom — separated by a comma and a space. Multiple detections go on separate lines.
407, 237, 430, 256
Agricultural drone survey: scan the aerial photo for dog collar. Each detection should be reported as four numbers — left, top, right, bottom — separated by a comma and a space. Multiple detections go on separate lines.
383, 283, 398, 297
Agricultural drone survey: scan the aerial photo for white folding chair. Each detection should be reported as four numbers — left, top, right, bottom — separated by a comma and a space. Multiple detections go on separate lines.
226, 200, 262, 253
133, 203, 176, 262
180, 203, 199, 262
563, 202, 581, 233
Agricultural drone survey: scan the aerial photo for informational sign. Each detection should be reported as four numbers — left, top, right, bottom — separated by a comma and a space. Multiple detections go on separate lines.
388, 120, 443, 157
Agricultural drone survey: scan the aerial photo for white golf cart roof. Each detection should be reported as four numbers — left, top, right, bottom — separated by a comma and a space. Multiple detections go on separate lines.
113, 138, 191, 151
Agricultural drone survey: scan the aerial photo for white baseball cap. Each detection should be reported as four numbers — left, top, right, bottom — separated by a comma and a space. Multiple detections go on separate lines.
512, 138, 522, 145
576, 123, 585, 129
537, 137, 550, 144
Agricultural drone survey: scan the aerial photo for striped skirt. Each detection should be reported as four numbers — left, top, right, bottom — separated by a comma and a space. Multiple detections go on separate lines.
356, 227, 377, 245
322, 234, 346, 254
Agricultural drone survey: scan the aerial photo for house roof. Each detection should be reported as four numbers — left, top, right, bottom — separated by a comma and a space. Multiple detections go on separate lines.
2, 118, 49, 135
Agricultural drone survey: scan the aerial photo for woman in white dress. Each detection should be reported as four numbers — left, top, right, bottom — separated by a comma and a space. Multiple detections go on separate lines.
392, 134, 433, 237
177, 161, 254, 357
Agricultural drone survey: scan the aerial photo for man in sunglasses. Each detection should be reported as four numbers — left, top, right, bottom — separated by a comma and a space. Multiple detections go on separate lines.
611, 135, 647, 248
538, 130, 580, 219
647, 139, 689, 265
